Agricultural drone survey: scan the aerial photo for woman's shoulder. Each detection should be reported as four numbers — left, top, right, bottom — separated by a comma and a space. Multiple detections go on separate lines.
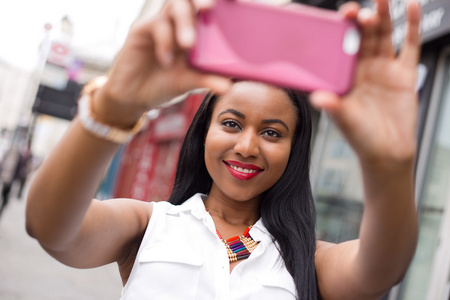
157, 193, 207, 214
316, 240, 335, 251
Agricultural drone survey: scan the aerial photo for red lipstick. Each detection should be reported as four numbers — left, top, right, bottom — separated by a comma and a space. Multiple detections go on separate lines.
224, 160, 263, 181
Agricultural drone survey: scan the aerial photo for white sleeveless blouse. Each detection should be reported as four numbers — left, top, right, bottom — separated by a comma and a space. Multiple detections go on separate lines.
120, 193, 297, 300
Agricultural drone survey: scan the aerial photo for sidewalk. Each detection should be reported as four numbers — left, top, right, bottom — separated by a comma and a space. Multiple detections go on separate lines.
0, 185, 122, 300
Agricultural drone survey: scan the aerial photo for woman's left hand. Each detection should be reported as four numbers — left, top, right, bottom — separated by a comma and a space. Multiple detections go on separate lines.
313, 2, 421, 298
309, 0, 421, 167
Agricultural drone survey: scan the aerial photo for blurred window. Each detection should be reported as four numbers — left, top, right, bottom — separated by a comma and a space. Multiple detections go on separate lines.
311, 117, 363, 243
399, 49, 450, 300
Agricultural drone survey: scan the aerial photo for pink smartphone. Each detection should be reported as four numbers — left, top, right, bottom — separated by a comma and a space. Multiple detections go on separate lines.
188, 0, 361, 95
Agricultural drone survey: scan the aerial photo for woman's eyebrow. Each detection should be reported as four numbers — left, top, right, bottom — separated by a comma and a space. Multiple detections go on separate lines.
218, 109, 245, 119
218, 109, 289, 132
262, 119, 289, 132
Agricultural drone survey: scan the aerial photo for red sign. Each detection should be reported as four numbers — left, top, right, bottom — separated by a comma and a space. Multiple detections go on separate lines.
47, 41, 73, 67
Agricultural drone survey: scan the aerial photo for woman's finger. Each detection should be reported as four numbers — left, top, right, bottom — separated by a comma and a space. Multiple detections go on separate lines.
173, 64, 232, 95
195, 74, 233, 95
192, 0, 214, 12
168, 0, 197, 49
338, 1, 360, 20
152, 17, 176, 67
357, 8, 378, 59
309, 90, 342, 114
399, 0, 422, 68
375, 0, 395, 58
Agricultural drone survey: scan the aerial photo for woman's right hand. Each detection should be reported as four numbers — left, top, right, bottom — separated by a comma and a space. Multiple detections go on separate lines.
27, 0, 234, 273
91, 0, 232, 128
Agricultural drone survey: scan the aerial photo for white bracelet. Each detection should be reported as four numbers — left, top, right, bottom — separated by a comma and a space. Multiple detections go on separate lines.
78, 77, 147, 144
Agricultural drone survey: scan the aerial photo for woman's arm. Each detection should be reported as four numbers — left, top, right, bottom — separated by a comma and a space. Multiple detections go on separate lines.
313, 0, 421, 298
26, 0, 231, 270
26, 117, 153, 268
315, 161, 417, 299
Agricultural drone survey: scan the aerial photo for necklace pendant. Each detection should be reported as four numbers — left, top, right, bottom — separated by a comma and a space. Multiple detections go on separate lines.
219, 226, 259, 263
204, 209, 259, 263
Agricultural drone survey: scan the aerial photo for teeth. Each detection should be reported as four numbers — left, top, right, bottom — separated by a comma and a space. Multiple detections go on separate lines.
230, 165, 258, 173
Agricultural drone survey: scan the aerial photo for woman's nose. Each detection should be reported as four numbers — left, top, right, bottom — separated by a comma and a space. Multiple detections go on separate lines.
234, 130, 260, 158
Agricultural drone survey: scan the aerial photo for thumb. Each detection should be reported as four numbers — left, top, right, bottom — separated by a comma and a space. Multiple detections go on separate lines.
310, 91, 361, 144
196, 74, 233, 95
309, 91, 342, 113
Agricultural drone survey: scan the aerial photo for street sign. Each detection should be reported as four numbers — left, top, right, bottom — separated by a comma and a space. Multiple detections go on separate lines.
32, 81, 81, 120
392, 0, 450, 47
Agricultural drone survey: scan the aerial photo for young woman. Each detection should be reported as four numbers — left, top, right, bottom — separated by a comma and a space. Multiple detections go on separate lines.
25, 0, 422, 299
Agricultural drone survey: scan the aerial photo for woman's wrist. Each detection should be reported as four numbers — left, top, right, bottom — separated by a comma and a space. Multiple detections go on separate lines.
78, 76, 148, 144
88, 77, 147, 129
358, 154, 416, 178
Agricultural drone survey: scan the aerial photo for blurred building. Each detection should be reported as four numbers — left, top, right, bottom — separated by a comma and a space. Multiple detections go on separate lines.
0, 60, 33, 131
30, 2, 144, 159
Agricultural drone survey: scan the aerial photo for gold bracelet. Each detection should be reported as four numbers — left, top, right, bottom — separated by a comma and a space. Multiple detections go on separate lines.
78, 77, 147, 144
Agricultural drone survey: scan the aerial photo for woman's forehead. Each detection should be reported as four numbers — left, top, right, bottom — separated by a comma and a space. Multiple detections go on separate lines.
214, 81, 296, 116
228, 81, 282, 97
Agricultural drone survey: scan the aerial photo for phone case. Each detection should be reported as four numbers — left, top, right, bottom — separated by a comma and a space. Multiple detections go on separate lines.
188, 0, 361, 95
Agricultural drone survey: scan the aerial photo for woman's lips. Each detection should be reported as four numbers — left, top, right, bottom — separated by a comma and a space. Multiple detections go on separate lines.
224, 160, 263, 181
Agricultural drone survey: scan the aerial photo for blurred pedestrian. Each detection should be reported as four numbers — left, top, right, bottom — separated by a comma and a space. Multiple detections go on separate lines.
0, 144, 21, 216
17, 144, 33, 199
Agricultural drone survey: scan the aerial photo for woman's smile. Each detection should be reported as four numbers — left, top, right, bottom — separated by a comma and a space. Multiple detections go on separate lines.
224, 160, 263, 180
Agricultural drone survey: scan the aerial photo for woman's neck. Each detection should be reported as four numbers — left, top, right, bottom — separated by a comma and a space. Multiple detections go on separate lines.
204, 185, 261, 228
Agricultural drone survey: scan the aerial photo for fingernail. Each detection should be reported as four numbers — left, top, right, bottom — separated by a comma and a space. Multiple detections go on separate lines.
195, 0, 214, 10
358, 8, 375, 21
310, 93, 325, 107
181, 27, 196, 47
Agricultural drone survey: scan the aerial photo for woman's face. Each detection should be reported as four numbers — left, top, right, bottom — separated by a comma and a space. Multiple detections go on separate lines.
204, 81, 297, 202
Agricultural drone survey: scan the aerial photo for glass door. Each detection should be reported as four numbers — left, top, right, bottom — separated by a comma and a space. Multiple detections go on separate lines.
398, 47, 450, 300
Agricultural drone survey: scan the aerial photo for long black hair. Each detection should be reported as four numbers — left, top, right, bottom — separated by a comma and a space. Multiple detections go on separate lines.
168, 85, 317, 299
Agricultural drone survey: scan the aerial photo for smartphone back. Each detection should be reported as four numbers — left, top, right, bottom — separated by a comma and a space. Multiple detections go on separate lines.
188, 0, 361, 95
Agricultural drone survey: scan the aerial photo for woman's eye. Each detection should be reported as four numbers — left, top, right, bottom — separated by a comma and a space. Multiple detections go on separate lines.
262, 130, 281, 138
222, 120, 241, 129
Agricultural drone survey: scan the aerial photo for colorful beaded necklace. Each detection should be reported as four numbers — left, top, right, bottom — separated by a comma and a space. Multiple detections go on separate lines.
216, 226, 259, 262
206, 209, 259, 262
